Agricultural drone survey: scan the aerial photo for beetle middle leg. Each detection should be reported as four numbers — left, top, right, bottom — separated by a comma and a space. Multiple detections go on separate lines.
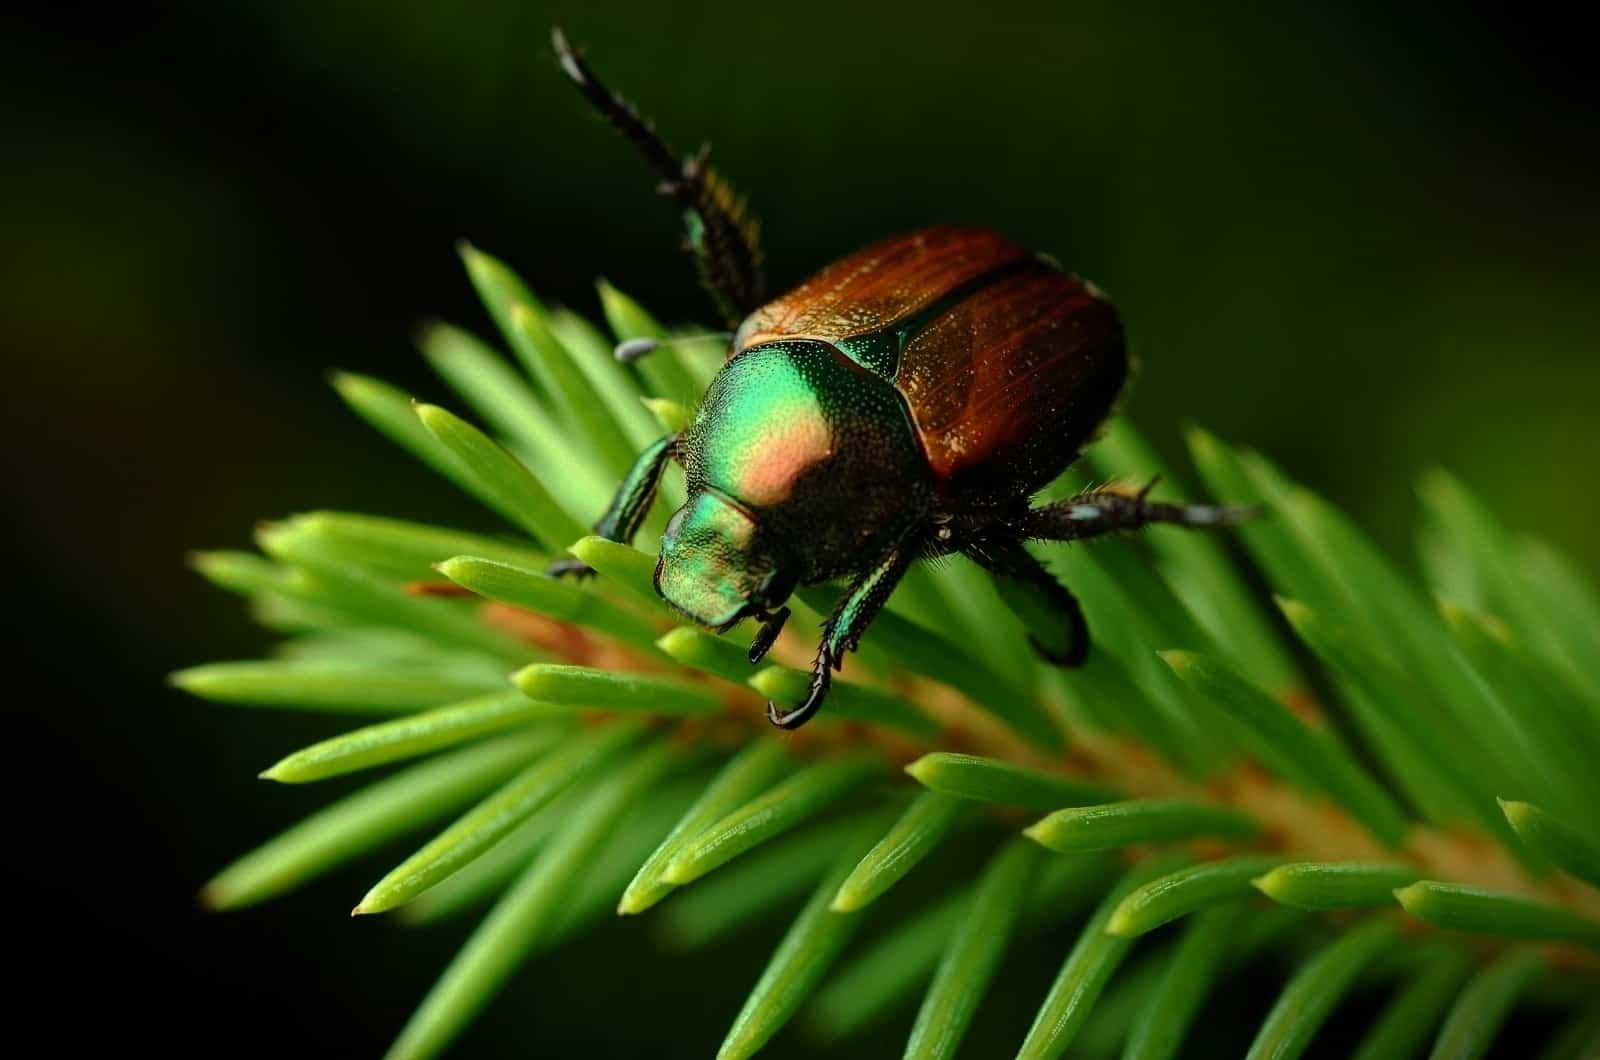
549, 432, 680, 577
768, 542, 914, 729
963, 539, 1089, 666
1022, 481, 1254, 543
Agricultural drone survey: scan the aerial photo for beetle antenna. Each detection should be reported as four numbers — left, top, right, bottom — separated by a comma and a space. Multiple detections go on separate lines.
613, 332, 733, 363
552, 27, 766, 328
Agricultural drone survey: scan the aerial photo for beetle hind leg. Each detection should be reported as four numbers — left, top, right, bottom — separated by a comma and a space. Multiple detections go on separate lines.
964, 539, 1089, 667
551, 28, 765, 327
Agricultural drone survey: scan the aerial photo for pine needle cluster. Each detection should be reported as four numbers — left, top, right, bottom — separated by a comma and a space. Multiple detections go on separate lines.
176, 244, 1600, 1059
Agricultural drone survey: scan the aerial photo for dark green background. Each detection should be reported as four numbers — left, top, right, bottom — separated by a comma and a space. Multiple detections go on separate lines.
9, 3, 1595, 1057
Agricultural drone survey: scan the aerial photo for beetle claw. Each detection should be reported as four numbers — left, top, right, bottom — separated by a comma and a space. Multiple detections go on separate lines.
766, 667, 829, 729
1178, 502, 1263, 527
547, 558, 597, 580
1218, 503, 1265, 525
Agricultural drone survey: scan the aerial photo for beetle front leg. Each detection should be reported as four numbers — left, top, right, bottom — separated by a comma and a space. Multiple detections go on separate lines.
1023, 480, 1254, 543
767, 542, 914, 730
548, 432, 680, 578
964, 539, 1089, 666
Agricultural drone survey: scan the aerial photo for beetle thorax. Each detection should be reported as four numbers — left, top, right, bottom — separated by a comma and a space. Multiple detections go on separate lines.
678, 340, 931, 584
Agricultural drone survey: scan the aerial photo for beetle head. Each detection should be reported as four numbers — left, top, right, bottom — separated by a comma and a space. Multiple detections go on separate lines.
654, 490, 795, 632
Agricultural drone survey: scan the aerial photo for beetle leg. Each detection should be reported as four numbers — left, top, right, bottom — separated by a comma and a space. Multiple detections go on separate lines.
767, 542, 914, 729
964, 539, 1089, 666
1023, 482, 1256, 543
552, 28, 765, 327
550, 432, 680, 578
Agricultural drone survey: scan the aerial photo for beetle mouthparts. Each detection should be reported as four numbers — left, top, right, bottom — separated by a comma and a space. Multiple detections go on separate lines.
746, 606, 790, 665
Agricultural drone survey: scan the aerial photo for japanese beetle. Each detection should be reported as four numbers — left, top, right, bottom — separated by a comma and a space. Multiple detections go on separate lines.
551, 30, 1245, 729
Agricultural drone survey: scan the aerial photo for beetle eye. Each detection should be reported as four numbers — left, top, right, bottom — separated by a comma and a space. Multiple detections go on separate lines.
663, 507, 687, 538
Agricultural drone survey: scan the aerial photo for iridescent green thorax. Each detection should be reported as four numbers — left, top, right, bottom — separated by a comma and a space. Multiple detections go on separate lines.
678, 340, 931, 584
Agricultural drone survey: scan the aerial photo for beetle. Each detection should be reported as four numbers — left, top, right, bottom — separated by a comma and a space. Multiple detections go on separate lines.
550, 30, 1246, 729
